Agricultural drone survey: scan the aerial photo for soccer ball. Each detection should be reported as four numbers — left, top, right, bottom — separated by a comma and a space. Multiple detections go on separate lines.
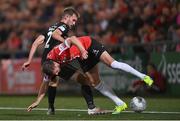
130, 96, 146, 113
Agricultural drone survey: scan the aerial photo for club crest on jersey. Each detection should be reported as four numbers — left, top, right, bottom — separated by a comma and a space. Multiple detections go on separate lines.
92, 49, 99, 56
58, 43, 68, 55
59, 44, 66, 50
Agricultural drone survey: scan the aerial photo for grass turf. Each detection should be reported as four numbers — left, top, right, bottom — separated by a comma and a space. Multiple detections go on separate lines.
0, 96, 180, 120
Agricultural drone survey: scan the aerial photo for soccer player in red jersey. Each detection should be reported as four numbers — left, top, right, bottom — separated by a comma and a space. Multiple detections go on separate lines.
28, 36, 153, 114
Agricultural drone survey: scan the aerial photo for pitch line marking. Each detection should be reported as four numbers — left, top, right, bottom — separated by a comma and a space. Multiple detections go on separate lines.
0, 107, 180, 114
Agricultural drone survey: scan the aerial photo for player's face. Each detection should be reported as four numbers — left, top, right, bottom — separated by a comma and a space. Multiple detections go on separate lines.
52, 62, 60, 76
67, 14, 78, 29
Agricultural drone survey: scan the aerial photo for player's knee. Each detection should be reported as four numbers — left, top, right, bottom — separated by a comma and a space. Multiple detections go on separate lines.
49, 80, 59, 87
71, 72, 89, 85
90, 80, 101, 87
76, 73, 90, 85
71, 71, 79, 81
49, 81, 58, 87
49, 77, 60, 87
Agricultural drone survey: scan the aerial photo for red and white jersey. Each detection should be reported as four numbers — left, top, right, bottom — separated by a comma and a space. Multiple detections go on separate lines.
47, 36, 92, 64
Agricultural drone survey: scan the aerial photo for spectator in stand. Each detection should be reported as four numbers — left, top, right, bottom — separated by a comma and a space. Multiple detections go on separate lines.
175, 25, 180, 52
146, 63, 166, 92
176, 3, 180, 25
7, 32, 21, 52
128, 63, 166, 94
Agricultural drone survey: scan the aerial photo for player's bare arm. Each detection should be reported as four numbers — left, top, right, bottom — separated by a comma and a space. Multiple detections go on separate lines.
52, 29, 65, 43
27, 81, 49, 112
52, 29, 88, 59
22, 35, 45, 70
65, 36, 88, 59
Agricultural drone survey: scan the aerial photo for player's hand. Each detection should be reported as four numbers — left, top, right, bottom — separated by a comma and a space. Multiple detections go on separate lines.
27, 101, 38, 112
81, 50, 88, 60
22, 61, 30, 71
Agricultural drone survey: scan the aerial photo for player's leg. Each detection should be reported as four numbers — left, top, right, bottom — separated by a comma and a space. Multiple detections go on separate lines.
47, 76, 59, 115
70, 71, 96, 109
60, 64, 106, 115
60, 65, 96, 110
47, 63, 99, 115
71, 70, 107, 115
87, 38, 153, 86
46, 65, 75, 115
85, 64, 127, 114
99, 51, 153, 86
41, 59, 58, 115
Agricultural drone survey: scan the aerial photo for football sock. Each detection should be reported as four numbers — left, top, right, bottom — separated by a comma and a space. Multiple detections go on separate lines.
81, 85, 96, 109
110, 61, 146, 79
95, 81, 125, 106
48, 86, 56, 109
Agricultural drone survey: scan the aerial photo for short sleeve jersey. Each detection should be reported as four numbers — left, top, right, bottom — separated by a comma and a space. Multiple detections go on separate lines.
41, 22, 69, 64
47, 36, 92, 65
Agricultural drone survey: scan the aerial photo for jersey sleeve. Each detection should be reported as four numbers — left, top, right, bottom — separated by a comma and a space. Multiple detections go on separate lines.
57, 23, 69, 35
43, 32, 49, 43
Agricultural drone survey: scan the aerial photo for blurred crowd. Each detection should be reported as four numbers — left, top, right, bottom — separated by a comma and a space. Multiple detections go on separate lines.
1, 0, 180, 58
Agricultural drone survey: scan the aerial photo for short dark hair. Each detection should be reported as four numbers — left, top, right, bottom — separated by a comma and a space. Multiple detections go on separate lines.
42, 60, 55, 76
61, 7, 80, 19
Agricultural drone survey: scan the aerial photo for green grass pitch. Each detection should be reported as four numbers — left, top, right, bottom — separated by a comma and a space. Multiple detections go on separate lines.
0, 95, 180, 120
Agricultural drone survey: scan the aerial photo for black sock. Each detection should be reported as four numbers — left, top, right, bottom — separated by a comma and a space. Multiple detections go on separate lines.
81, 85, 95, 109
48, 86, 57, 109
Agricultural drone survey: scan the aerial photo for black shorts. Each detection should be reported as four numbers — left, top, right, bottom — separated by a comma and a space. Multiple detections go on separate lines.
58, 64, 77, 80
78, 38, 106, 72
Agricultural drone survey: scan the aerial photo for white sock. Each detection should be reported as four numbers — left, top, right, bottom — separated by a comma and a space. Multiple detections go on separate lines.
95, 81, 125, 106
110, 60, 146, 79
